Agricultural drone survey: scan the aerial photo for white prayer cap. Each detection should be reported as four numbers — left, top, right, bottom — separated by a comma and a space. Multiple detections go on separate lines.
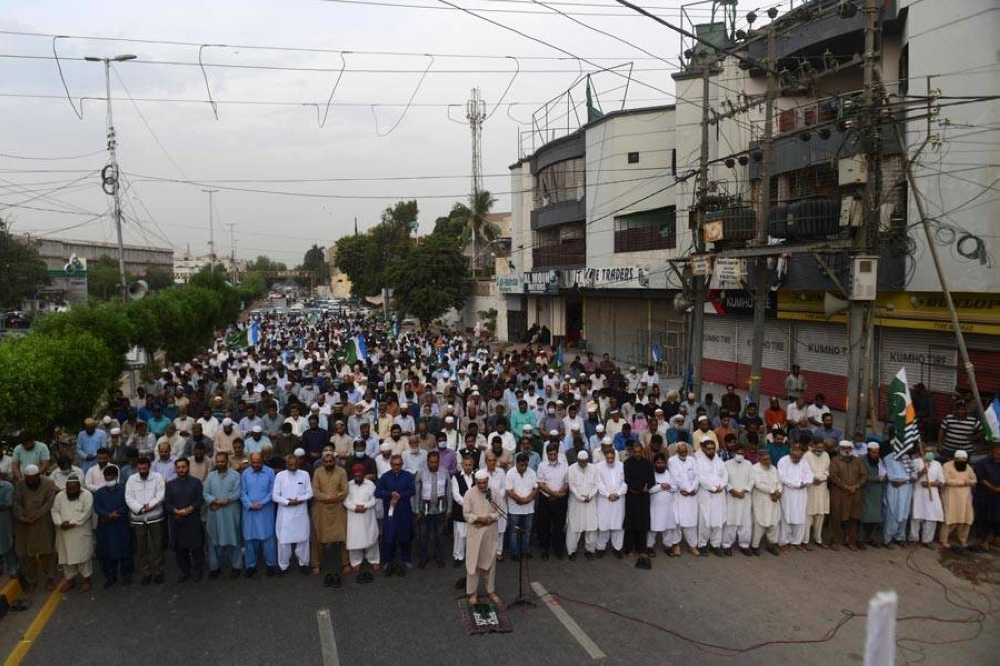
838, 440, 853, 449
445, 416, 455, 423
596, 424, 605, 433
867, 441, 880, 451
24, 464, 39, 476
569, 379, 577, 385
446, 405, 455, 412
555, 400, 564, 406
474, 469, 489, 481
522, 424, 533, 432
110, 427, 122, 435
577, 450, 590, 461
586, 402, 597, 412
655, 408, 664, 414
379, 442, 392, 452
571, 424, 581, 431
399, 401, 409, 408
954, 450, 969, 460
251, 425, 263, 433
697, 415, 709, 423
102, 416, 112, 424
161, 367, 170, 374
687, 392, 696, 400
548, 429, 559, 437
700, 436, 713, 444
601, 436, 612, 445
222, 418, 234, 426
294, 447, 306, 457
310, 403, 320, 410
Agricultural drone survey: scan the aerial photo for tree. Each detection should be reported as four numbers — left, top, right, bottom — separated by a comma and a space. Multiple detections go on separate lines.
85, 255, 125, 301
0, 217, 49, 308
299, 244, 330, 282
143, 266, 175, 292
457, 189, 499, 276
334, 201, 419, 298
386, 235, 468, 326
245, 254, 287, 273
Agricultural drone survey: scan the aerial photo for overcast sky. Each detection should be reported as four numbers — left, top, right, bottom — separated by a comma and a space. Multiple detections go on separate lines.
0, 0, 732, 264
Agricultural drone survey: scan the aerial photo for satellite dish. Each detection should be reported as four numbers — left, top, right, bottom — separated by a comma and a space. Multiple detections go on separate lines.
128, 280, 149, 300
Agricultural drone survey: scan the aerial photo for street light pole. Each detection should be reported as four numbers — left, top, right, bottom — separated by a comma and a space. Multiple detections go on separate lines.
202, 189, 219, 273
85, 53, 137, 305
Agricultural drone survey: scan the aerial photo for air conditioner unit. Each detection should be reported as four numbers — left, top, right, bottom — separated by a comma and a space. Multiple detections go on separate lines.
850, 255, 878, 300
838, 154, 867, 184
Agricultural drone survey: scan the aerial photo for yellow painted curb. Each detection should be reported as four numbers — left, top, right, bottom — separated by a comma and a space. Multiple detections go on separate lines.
3, 588, 63, 666
1, 578, 23, 607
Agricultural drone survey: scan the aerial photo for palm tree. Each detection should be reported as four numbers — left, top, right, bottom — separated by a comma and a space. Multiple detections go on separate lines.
456, 189, 499, 277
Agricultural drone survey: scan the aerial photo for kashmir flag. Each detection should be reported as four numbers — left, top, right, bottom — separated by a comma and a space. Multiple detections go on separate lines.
225, 328, 247, 350
651, 342, 662, 364
248, 321, 260, 347
550, 342, 564, 371
888, 367, 921, 460
354, 335, 369, 362
985, 394, 1000, 442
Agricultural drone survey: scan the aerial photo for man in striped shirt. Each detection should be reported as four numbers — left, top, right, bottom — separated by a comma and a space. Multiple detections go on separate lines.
938, 402, 983, 460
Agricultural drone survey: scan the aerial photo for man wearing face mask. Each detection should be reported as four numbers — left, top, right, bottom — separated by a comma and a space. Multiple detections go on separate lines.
723, 443, 753, 556
805, 439, 830, 550
940, 450, 977, 551
14, 464, 58, 593
435, 434, 458, 476
94, 464, 133, 587
883, 446, 917, 549
909, 445, 945, 547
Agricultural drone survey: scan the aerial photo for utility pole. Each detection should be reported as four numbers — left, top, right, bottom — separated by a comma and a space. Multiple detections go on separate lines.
202, 188, 218, 273
845, 0, 881, 436
690, 51, 712, 397
466, 88, 486, 278
892, 122, 990, 439
226, 222, 237, 281
85, 53, 137, 305
748, 25, 776, 405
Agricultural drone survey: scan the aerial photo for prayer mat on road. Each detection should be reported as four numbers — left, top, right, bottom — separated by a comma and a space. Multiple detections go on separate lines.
457, 600, 513, 634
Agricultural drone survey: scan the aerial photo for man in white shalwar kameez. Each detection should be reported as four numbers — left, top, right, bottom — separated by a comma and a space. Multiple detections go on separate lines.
595, 449, 626, 556
566, 451, 599, 559
723, 443, 753, 555
272, 454, 314, 572
751, 450, 782, 555
778, 444, 814, 549
668, 443, 699, 555
483, 452, 508, 557
647, 453, 680, 554
696, 440, 728, 555
346, 463, 380, 571
51, 474, 94, 592
909, 447, 945, 546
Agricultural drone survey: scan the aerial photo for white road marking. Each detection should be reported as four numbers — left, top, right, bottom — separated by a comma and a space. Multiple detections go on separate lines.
316, 608, 340, 666
530, 582, 606, 660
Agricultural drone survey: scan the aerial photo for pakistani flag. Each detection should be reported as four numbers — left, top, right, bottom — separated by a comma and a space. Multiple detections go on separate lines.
248, 320, 260, 348
888, 367, 921, 461
225, 328, 247, 350
985, 394, 1000, 442
550, 342, 564, 371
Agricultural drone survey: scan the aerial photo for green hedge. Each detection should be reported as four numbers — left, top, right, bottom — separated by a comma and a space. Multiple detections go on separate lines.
0, 271, 263, 436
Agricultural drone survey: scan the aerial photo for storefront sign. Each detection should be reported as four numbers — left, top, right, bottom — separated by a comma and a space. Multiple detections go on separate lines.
496, 274, 523, 294
567, 265, 651, 290
705, 289, 776, 316
778, 291, 1000, 336
523, 270, 560, 295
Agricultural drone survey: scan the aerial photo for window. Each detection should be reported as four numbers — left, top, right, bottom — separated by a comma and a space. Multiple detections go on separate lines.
534, 157, 585, 208
614, 206, 676, 253
627, 152, 640, 164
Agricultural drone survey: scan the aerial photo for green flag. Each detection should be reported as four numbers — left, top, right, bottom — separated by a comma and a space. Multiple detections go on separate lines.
339, 339, 358, 365
888, 367, 920, 458
225, 329, 247, 350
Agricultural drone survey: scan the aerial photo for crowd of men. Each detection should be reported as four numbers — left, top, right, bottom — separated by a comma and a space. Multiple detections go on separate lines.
1, 310, 998, 600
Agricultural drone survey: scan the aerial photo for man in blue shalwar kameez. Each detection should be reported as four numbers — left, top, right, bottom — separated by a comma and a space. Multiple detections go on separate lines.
375, 454, 415, 576
241, 452, 278, 577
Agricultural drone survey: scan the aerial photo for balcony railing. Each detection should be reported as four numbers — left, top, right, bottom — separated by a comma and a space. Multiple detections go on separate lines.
533, 239, 586, 268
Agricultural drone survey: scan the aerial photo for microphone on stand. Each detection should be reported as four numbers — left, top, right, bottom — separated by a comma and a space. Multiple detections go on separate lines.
485, 488, 493, 503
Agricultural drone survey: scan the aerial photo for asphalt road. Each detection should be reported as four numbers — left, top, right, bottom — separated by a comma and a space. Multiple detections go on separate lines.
15, 546, 1000, 666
